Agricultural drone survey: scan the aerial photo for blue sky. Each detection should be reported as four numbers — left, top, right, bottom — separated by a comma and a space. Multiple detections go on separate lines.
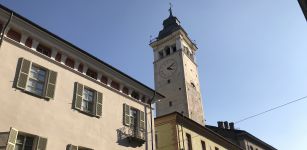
2, 0, 307, 149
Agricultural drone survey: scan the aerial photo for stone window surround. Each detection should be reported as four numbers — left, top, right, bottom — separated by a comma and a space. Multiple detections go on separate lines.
1, 22, 150, 104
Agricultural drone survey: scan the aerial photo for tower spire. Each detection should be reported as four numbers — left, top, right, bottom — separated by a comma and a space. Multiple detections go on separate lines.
169, 3, 173, 17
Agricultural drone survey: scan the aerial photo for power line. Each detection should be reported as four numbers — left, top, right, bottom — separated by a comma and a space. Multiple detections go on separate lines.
235, 95, 307, 124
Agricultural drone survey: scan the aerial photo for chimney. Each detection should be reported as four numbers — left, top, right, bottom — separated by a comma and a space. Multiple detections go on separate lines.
229, 122, 235, 130
217, 121, 224, 129
224, 121, 229, 129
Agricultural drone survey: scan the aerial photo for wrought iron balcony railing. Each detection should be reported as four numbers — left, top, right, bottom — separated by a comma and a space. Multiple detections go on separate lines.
119, 126, 146, 143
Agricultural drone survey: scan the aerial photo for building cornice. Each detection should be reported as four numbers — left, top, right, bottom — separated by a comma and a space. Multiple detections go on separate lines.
0, 4, 165, 103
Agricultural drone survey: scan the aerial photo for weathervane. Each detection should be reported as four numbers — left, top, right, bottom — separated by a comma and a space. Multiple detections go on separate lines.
169, 2, 173, 16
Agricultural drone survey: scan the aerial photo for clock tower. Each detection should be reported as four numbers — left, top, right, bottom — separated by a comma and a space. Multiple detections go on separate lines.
150, 8, 205, 125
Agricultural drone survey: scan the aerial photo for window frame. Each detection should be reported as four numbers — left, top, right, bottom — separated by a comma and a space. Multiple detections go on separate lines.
26, 64, 48, 97
73, 82, 103, 117
81, 87, 95, 114
15, 133, 35, 150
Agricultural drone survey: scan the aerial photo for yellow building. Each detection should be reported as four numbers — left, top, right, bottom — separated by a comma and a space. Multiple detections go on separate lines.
155, 112, 242, 150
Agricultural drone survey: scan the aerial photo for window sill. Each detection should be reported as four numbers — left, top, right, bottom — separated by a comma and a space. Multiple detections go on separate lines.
75, 109, 99, 118
17, 88, 50, 101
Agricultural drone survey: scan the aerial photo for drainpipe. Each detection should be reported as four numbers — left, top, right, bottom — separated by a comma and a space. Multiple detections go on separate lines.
0, 12, 13, 48
149, 91, 156, 150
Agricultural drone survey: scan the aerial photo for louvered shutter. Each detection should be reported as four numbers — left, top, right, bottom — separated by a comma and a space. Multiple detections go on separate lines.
36, 137, 47, 150
139, 110, 145, 131
45, 70, 57, 99
68, 144, 78, 150
16, 58, 31, 90
95, 92, 103, 117
6, 127, 18, 150
74, 83, 83, 110
123, 104, 130, 126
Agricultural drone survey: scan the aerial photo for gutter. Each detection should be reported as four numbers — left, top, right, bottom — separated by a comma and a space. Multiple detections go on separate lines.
0, 11, 13, 48
149, 91, 157, 150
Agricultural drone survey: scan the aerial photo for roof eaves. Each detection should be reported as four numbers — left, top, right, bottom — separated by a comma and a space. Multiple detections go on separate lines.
0, 4, 165, 101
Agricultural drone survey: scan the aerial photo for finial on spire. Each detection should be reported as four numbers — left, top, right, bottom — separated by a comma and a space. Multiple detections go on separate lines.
169, 2, 173, 17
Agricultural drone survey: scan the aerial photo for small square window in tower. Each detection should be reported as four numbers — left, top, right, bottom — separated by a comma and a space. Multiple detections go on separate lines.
167, 79, 171, 84
172, 45, 177, 52
165, 47, 171, 55
169, 101, 172, 107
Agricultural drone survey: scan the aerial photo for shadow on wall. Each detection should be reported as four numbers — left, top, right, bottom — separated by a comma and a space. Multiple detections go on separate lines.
116, 129, 143, 148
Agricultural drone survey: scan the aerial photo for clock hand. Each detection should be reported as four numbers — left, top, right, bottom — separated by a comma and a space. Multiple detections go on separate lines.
169, 63, 174, 68
167, 67, 173, 70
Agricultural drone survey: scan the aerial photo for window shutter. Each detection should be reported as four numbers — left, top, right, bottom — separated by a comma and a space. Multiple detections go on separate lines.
16, 58, 31, 90
139, 110, 145, 131
123, 104, 130, 126
67, 144, 78, 150
45, 70, 57, 99
74, 83, 83, 110
6, 127, 18, 150
95, 92, 103, 117
36, 137, 47, 150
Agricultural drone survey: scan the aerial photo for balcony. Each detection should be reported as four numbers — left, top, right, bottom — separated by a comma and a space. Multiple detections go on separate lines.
119, 126, 146, 144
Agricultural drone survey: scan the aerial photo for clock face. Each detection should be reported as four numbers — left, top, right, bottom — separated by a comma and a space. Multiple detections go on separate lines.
159, 59, 178, 78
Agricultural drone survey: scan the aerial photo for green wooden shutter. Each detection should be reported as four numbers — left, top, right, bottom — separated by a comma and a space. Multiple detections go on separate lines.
123, 104, 130, 126
6, 127, 18, 150
36, 137, 47, 150
45, 70, 57, 99
68, 144, 78, 150
95, 92, 103, 117
16, 58, 31, 90
74, 83, 83, 110
139, 110, 145, 131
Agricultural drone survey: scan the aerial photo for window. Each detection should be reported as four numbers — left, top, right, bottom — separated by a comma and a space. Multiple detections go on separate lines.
16, 58, 57, 99
100, 75, 108, 84
67, 144, 93, 150
26, 65, 47, 96
131, 91, 139, 100
186, 133, 192, 150
25, 37, 32, 48
15, 134, 35, 150
166, 47, 170, 55
78, 64, 83, 72
201, 140, 206, 150
82, 88, 94, 113
7, 29, 21, 42
123, 104, 145, 131
36, 44, 51, 57
172, 45, 177, 52
169, 101, 172, 107
111, 81, 120, 90
55, 53, 62, 62
215, 147, 219, 150
86, 68, 97, 79
167, 79, 171, 83
249, 146, 254, 150
5, 128, 47, 150
73, 82, 103, 117
65, 58, 75, 68
122, 86, 129, 95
